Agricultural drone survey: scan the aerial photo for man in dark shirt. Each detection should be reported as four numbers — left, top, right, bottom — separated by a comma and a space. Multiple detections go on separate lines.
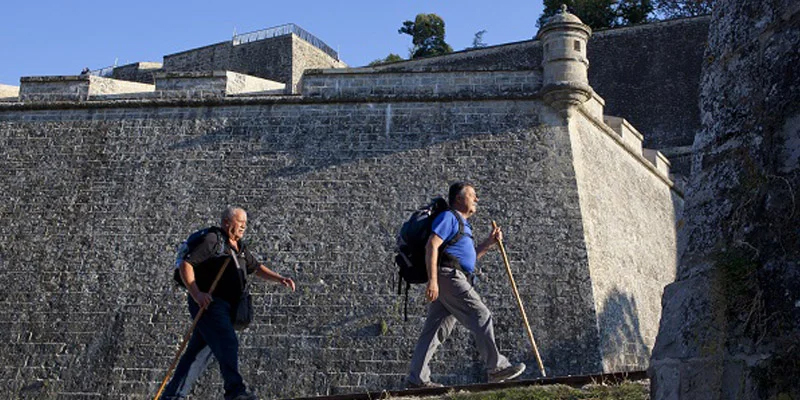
406, 182, 526, 388
160, 206, 295, 400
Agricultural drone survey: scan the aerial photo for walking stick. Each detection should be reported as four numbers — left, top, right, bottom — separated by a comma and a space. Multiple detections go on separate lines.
492, 221, 547, 377
153, 257, 232, 400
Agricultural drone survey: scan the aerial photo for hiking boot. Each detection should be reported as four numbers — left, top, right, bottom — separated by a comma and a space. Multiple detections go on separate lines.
488, 363, 526, 383
228, 392, 259, 400
406, 380, 445, 389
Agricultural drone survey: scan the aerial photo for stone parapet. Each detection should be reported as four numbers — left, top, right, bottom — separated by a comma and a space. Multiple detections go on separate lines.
580, 112, 674, 186
603, 116, 644, 159
643, 148, 671, 177
19, 75, 154, 102
302, 69, 542, 100
154, 70, 285, 98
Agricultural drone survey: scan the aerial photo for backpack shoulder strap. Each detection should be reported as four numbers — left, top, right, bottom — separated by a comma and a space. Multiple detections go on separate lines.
440, 210, 464, 251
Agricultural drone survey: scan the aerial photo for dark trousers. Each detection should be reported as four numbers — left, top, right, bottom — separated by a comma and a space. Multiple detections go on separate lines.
161, 297, 247, 400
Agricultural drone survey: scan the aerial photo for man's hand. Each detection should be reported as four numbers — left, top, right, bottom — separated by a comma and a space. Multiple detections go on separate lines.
280, 277, 296, 292
426, 280, 439, 302
477, 224, 504, 260
191, 290, 213, 309
490, 225, 503, 244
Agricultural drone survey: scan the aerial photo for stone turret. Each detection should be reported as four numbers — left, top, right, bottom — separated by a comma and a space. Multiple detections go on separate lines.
537, 4, 593, 111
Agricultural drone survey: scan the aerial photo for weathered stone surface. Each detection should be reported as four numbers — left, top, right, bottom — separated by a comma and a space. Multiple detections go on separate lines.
0, 81, 679, 398
0, 98, 592, 398
650, 0, 800, 398
571, 106, 679, 373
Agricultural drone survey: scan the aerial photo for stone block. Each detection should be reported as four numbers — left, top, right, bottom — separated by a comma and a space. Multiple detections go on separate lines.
603, 115, 643, 155
643, 148, 671, 177
0, 83, 19, 101
583, 92, 605, 120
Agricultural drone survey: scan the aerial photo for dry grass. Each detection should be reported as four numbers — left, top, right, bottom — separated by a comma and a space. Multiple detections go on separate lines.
384, 381, 649, 400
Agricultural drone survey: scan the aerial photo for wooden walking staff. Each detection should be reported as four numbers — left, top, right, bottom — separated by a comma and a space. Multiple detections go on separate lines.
492, 221, 547, 377
153, 256, 232, 400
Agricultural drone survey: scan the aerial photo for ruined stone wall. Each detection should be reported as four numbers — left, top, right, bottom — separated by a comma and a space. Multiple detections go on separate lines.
0, 95, 604, 398
650, 1, 800, 398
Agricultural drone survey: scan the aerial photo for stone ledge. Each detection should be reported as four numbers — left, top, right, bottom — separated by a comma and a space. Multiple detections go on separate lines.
0, 92, 551, 111
302, 69, 542, 100
20, 75, 90, 83
154, 70, 286, 97
19, 75, 155, 102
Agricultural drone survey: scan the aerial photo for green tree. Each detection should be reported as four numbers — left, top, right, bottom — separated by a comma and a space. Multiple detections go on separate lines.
368, 53, 404, 66
399, 13, 453, 59
654, 0, 714, 18
618, 0, 653, 25
538, 0, 618, 30
538, 0, 654, 29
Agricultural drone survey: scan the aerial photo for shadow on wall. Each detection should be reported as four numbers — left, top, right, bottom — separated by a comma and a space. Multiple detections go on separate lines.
597, 287, 649, 371
163, 103, 551, 181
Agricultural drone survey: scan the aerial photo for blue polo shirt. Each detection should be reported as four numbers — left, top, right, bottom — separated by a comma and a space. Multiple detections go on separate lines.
431, 211, 477, 273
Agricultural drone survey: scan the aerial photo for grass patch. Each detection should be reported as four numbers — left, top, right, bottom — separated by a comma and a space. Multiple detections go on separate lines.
398, 382, 648, 400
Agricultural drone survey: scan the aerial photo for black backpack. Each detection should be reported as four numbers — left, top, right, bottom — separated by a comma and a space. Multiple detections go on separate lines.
395, 197, 464, 320
173, 227, 225, 288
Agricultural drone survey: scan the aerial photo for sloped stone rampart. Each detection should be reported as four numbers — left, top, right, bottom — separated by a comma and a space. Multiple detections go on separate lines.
570, 109, 681, 373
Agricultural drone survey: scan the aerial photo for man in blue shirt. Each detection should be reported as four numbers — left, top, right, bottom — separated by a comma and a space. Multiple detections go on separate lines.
406, 182, 526, 388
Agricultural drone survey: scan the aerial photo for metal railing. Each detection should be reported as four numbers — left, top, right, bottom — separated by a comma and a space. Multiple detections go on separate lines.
232, 23, 338, 60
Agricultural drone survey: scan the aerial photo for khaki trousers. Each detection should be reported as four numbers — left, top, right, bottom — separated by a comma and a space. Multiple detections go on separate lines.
407, 266, 511, 384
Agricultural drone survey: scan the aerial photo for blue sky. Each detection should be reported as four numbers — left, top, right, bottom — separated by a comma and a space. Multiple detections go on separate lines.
0, 1, 546, 86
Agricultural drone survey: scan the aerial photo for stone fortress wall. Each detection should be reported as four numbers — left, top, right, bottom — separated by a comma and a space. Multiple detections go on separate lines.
0, 14, 683, 399
367, 16, 710, 176
162, 25, 347, 93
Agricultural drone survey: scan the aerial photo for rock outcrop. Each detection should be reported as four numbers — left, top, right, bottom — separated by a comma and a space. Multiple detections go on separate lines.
649, 0, 800, 398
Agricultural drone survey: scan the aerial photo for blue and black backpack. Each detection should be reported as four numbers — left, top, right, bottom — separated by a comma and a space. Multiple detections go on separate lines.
395, 197, 463, 319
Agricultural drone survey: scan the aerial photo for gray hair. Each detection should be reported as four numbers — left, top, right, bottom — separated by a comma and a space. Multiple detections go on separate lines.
221, 206, 246, 224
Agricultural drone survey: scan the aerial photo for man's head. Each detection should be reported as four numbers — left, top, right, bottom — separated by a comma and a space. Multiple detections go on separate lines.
221, 206, 247, 242
448, 181, 478, 217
